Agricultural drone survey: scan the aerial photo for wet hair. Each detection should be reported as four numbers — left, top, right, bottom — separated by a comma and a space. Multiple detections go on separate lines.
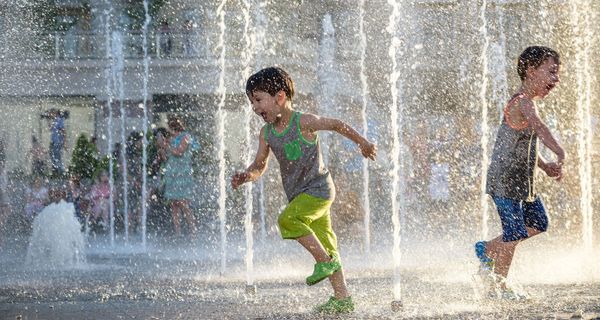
128, 130, 143, 143
245, 67, 295, 101
517, 46, 560, 81
153, 127, 168, 139
167, 115, 185, 132
49, 187, 67, 203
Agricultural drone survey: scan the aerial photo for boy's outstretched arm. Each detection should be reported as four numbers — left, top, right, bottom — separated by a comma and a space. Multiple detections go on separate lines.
231, 126, 270, 190
301, 113, 377, 160
520, 99, 565, 163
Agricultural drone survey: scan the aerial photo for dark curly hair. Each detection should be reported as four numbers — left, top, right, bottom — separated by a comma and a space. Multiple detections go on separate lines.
517, 46, 560, 81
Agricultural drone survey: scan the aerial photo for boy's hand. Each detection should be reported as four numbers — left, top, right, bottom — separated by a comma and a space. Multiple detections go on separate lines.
359, 141, 377, 160
231, 172, 249, 189
543, 162, 563, 181
159, 138, 169, 149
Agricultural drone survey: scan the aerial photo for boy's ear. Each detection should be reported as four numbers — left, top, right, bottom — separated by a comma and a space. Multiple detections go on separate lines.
276, 90, 286, 104
525, 65, 537, 79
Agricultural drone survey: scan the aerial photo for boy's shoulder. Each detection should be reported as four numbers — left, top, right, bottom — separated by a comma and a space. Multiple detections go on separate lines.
298, 112, 319, 126
505, 93, 535, 116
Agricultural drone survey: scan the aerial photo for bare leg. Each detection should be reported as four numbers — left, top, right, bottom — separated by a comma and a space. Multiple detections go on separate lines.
297, 234, 350, 299
171, 202, 181, 236
487, 238, 519, 281
128, 209, 138, 234
486, 227, 543, 283
297, 233, 330, 262
101, 200, 109, 226
328, 269, 350, 299
181, 200, 197, 237
92, 205, 100, 222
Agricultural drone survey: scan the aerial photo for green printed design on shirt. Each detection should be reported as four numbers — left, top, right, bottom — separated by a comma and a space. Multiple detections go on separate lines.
284, 139, 303, 161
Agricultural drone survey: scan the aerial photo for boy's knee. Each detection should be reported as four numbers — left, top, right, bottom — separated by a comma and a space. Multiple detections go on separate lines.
528, 214, 548, 233
277, 213, 298, 231
278, 213, 311, 238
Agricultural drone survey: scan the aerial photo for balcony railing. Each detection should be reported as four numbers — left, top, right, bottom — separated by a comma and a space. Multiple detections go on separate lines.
30, 31, 206, 60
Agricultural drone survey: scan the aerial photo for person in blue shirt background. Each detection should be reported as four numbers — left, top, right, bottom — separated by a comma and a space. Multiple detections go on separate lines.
48, 108, 67, 177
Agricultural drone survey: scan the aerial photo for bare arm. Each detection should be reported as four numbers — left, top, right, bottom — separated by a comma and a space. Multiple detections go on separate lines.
538, 154, 563, 181
537, 155, 552, 174
301, 113, 377, 160
231, 127, 270, 189
60, 128, 67, 150
537, 155, 548, 170
520, 99, 565, 163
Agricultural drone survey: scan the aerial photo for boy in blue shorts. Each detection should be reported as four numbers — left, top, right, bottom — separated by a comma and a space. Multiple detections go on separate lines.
476, 46, 565, 299
231, 67, 376, 313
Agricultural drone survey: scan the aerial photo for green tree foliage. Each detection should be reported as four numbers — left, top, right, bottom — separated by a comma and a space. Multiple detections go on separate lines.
31, 1, 91, 32
69, 134, 98, 181
126, 0, 167, 30
95, 154, 119, 182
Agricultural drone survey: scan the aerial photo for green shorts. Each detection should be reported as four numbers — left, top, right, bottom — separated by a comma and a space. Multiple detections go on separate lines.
278, 193, 338, 257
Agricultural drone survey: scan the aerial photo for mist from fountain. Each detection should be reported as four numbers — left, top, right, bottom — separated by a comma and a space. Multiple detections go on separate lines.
489, 5, 508, 118
538, 0, 553, 38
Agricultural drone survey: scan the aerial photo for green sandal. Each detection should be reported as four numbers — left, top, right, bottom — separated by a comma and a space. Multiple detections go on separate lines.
315, 296, 355, 314
306, 258, 341, 286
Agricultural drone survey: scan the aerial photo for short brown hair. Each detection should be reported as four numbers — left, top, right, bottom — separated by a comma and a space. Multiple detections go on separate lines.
517, 46, 560, 81
167, 115, 185, 131
245, 67, 295, 100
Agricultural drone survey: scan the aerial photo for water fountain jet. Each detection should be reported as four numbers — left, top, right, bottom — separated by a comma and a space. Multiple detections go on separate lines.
26, 200, 86, 269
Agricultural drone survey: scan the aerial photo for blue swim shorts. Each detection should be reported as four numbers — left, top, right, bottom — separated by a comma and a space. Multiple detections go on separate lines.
491, 195, 548, 242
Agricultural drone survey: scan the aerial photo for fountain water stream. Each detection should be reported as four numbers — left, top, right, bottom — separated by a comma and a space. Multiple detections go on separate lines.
103, 2, 116, 246
25, 201, 86, 269
569, 0, 594, 251
112, 29, 129, 243
478, 0, 491, 240
240, 0, 255, 288
317, 14, 336, 166
140, 0, 151, 247
358, 0, 372, 255
253, 0, 268, 242
216, 0, 229, 275
387, 0, 403, 307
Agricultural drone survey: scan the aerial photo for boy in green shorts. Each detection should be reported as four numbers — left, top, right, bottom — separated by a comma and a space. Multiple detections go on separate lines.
231, 67, 376, 313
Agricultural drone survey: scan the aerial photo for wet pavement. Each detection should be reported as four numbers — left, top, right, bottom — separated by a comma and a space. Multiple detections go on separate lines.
1, 235, 599, 319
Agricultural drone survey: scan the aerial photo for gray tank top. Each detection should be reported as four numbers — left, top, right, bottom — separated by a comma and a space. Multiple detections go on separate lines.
265, 111, 335, 202
486, 95, 538, 202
